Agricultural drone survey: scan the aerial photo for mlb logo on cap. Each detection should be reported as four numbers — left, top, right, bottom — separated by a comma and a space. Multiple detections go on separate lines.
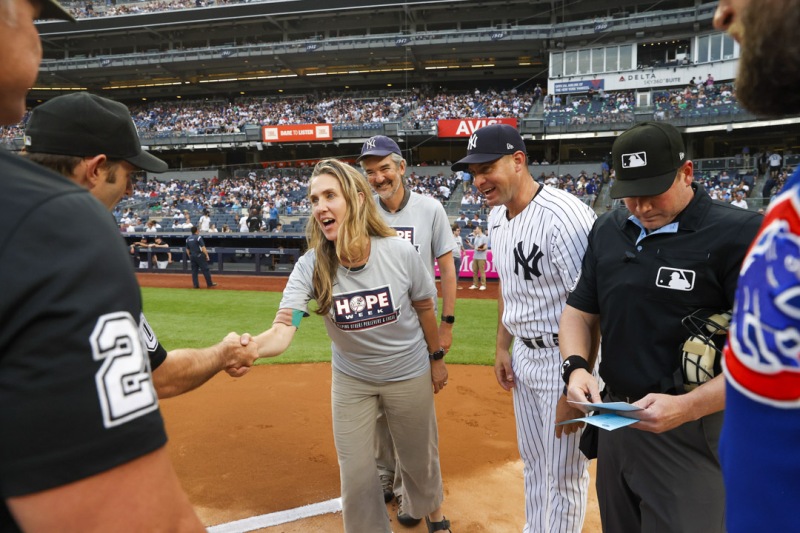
610, 122, 687, 199
622, 152, 647, 169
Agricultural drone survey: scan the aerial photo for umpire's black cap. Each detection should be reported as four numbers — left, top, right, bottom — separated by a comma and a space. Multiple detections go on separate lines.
25, 93, 168, 173
610, 122, 687, 199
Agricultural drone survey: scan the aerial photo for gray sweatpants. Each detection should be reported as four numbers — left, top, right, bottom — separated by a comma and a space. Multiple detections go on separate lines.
332, 368, 443, 533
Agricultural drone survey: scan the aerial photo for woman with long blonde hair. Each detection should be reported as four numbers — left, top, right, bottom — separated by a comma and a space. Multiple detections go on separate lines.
249, 159, 452, 533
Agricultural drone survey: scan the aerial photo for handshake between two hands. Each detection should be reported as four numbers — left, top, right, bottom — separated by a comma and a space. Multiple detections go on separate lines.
221, 331, 260, 378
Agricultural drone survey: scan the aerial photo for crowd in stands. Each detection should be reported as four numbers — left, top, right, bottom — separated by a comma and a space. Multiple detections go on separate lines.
541, 83, 746, 127
130, 94, 414, 136
543, 90, 636, 127
116, 159, 615, 235
2, 82, 752, 142
115, 164, 462, 232
652, 79, 741, 120
2, 89, 533, 141
64, 0, 237, 18
406, 87, 536, 127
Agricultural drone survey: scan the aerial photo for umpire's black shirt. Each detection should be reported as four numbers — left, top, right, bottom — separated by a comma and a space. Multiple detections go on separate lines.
567, 183, 762, 399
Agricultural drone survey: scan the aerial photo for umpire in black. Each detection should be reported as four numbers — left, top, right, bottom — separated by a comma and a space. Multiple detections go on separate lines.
186, 226, 216, 288
557, 122, 762, 533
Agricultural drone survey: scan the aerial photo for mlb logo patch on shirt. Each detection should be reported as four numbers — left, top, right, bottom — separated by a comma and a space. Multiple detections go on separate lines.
655, 267, 694, 291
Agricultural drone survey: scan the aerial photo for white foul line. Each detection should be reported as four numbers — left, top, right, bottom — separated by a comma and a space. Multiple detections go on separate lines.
207, 497, 342, 533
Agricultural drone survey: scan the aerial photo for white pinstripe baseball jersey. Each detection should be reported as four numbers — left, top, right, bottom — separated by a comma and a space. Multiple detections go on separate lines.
488, 185, 596, 339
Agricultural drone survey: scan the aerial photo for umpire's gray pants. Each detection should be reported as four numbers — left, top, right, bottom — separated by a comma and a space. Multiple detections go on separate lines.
597, 408, 725, 533
332, 368, 443, 533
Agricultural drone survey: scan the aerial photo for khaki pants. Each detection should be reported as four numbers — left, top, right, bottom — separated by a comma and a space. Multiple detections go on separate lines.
332, 369, 443, 533
472, 258, 487, 287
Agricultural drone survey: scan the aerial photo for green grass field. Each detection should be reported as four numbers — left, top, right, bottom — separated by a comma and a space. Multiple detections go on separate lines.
141, 287, 499, 366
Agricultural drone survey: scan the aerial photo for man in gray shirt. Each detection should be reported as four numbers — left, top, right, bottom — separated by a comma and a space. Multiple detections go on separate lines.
358, 135, 457, 526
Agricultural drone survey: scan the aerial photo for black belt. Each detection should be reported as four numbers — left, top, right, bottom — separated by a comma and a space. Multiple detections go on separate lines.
520, 333, 559, 350
604, 386, 648, 404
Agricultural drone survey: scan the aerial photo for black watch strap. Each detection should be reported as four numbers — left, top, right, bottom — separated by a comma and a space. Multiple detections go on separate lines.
429, 348, 446, 360
561, 355, 590, 385
441, 315, 455, 324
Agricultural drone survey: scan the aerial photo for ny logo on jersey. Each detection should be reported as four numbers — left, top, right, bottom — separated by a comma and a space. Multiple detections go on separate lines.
467, 133, 478, 151
514, 241, 544, 279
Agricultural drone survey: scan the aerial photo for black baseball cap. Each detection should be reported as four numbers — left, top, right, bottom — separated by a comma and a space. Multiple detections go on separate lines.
357, 135, 401, 162
610, 122, 687, 199
451, 124, 526, 171
25, 92, 168, 173
40, 0, 76, 22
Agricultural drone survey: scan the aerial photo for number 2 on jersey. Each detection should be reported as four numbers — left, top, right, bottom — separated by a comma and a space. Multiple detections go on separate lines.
90, 312, 159, 428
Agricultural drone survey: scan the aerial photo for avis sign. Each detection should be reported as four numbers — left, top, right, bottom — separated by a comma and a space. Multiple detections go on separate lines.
437, 117, 518, 138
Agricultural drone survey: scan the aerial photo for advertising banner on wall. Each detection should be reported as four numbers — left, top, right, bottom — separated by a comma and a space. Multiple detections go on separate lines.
548, 63, 739, 94
553, 79, 605, 94
435, 250, 499, 279
437, 117, 518, 138
262, 124, 333, 143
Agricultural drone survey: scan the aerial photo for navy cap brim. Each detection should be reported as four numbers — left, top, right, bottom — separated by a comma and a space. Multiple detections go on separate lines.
356, 149, 396, 163
40, 0, 77, 21
609, 169, 676, 199
451, 153, 505, 172
127, 150, 168, 173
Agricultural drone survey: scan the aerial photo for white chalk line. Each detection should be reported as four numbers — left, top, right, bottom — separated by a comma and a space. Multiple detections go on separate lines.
207, 497, 342, 533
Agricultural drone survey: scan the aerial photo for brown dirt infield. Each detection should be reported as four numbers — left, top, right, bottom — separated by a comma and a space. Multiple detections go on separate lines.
139, 273, 601, 532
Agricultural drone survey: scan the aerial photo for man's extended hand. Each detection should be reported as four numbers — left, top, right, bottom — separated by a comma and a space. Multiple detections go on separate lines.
222, 332, 259, 377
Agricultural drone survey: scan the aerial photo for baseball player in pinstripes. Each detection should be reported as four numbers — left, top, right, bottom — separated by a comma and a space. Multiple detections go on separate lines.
453, 124, 596, 533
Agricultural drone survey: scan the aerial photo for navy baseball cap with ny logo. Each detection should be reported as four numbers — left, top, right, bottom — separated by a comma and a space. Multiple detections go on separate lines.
357, 135, 402, 163
451, 124, 526, 171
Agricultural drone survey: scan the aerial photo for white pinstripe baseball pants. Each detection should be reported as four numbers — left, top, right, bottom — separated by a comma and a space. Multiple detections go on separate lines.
511, 343, 589, 533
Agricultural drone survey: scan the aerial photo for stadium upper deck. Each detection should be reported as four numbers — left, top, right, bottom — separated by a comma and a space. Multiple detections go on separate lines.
35, 0, 718, 100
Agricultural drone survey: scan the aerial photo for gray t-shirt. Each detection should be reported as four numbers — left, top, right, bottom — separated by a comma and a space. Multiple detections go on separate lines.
452, 233, 462, 260
376, 190, 456, 280
473, 233, 489, 260
280, 236, 437, 382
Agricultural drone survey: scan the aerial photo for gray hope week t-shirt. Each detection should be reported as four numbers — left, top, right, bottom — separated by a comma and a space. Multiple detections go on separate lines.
280, 236, 437, 382
376, 191, 456, 281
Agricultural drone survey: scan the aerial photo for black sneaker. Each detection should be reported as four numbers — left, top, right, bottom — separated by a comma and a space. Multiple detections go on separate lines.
380, 474, 394, 503
396, 495, 421, 527
208, 283, 218, 287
